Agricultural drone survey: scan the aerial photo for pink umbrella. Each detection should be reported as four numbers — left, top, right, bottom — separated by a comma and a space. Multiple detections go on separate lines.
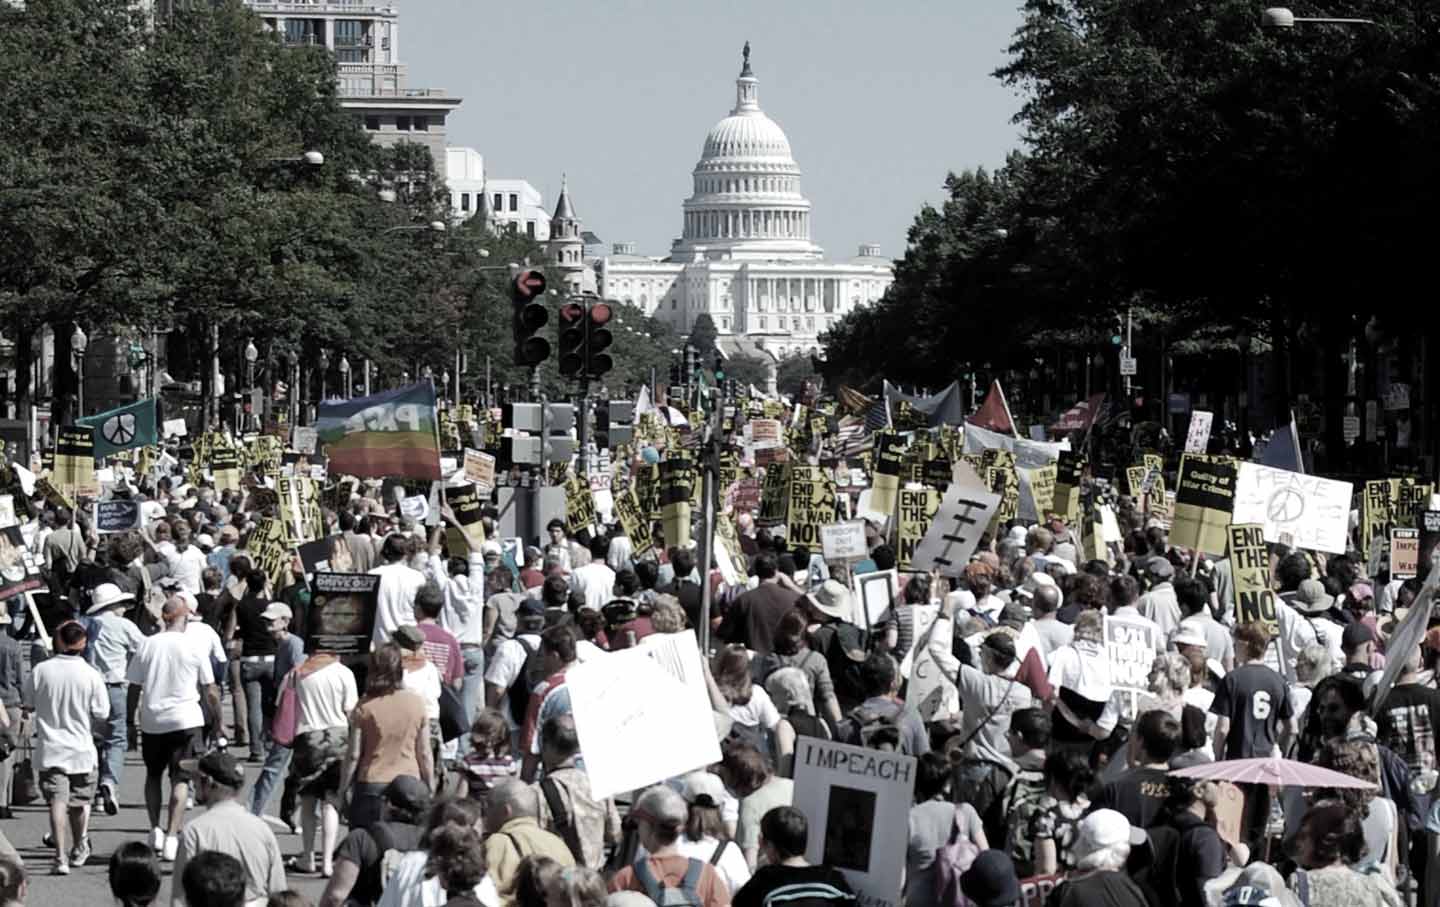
1170, 756, 1377, 789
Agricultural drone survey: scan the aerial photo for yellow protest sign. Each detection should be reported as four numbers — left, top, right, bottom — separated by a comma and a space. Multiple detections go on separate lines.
787, 465, 838, 549
1229, 523, 1277, 638
564, 474, 598, 536
897, 487, 941, 570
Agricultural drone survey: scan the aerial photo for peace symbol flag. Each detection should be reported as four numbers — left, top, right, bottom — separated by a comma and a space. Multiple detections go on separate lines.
78, 398, 159, 460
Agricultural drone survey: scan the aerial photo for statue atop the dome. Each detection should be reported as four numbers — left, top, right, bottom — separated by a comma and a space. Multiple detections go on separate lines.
741, 41, 752, 76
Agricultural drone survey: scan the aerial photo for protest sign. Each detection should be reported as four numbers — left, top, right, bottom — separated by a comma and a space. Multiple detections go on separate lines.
910, 482, 1002, 577
750, 418, 783, 447
279, 475, 324, 545
659, 459, 694, 549
1391, 528, 1420, 580
247, 517, 294, 590
563, 473, 598, 537
1362, 480, 1392, 557
869, 432, 905, 518
1229, 523, 1278, 638
820, 521, 868, 561
1020, 876, 1065, 907
210, 447, 241, 493
1098, 504, 1122, 543
306, 572, 380, 655
1170, 454, 1237, 557
54, 426, 98, 499
93, 499, 144, 534
1126, 464, 1148, 499
853, 569, 899, 631
713, 515, 748, 587
297, 535, 360, 574
758, 463, 790, 527
291, 426, 318, 456
1053, 450, 1083, 523
78, 398, 158, 460
162, 418, 188, 439
313, 382, 442, 481
1184, 409, 1214, 454
463, 448, 496, 492
895, 487, 941, 571
1106, 613, 1158, 695
613, 487, 653, 561
445, 483, 487, 554
567, 631, 720, 800
903, 603, 958, 720
0, 526, 43, 601
1397, 480, 1433, 529
791, 737, 916, 907
1019, 464, 1057, 522
788, 465, 838, 549
0, 496, 11, 530
1232, 463, 1352, 554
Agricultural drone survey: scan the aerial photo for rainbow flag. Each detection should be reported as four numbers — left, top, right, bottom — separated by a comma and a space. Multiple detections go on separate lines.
314, 383, 441, 480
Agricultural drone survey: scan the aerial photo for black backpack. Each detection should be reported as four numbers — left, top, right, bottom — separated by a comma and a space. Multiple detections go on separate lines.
839, 700, 904, 752
506, 637, 547, 724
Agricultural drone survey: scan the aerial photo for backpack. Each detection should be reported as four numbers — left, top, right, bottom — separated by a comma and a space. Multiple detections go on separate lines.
632, 856, 705, 907
506, 637, 546, 723
1000, 766, 1048, 876
933, 805, 981, 906
367, 821, 408, 893
840, 701, 904, 752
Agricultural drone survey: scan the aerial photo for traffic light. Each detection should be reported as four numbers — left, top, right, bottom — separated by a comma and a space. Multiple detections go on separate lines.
557, 299, 614, 379
511, 269, 550, 367
712, 351, 725, 382
557, 302, 586, 377
586, 302, 613, 378
1111, 314, 1124, 346
597, 400, 634, 448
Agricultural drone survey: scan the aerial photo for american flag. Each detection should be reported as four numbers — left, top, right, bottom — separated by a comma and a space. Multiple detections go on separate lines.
828, 416, 872, 458
864, 396, 891, 433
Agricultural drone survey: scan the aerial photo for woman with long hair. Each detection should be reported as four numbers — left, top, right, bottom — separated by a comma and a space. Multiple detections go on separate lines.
1030, 750, 1094, 875
1291, 802, 1401, 907
287, 648, 359, 876
340, 643, 432, 827
750, 610, 843, 727
379, 798, 499, 907
765, 668, 831, 777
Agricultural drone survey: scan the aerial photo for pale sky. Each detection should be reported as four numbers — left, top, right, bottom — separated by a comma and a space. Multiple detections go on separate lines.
403, 1, 1027, 261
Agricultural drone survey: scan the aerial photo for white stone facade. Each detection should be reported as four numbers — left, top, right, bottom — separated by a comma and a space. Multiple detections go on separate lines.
599, 48, 892, 357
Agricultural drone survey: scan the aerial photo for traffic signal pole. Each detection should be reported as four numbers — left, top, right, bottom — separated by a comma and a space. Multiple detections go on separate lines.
578, 376, 591, 476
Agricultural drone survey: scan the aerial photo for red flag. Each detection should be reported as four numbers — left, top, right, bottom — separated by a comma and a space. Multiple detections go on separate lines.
1051, 393, 1108, 434
968, 379, 1018, 437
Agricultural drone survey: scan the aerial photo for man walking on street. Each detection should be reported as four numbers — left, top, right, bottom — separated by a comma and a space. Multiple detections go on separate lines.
128, 595, 220, 861
86, 582, 146, 817
0, 606, 24, 821
172, 751, 286, 907
249, 602, 304, 819
30, 621, 109, 875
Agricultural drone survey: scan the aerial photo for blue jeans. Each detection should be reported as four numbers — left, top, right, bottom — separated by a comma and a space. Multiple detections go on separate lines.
248, 739, 292, 817
240, 660, 274, 759
98, 684, 128, 789
458, 647, 485, 755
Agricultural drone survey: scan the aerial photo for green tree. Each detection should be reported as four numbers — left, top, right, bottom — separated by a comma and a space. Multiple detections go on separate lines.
686, 313, 719, 356
775, 355, 817, 398
721, 354, 772, 391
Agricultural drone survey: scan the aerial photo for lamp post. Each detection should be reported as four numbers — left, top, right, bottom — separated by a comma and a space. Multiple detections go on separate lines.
442, 369, 451, 404
318, 349, 329, 403
339, 355, 351, 399
245, 338, 258, 430
1260, 7, 1373, 28
71, 325, 88, 417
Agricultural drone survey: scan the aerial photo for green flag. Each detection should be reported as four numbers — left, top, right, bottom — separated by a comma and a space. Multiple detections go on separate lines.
78, 398, 158, 460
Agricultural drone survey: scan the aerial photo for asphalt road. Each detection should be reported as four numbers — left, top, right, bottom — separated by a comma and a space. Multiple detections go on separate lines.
15, 744, 332, 907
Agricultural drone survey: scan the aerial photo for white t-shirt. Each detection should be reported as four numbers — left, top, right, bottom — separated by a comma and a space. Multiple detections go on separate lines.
128, 629, 216, 734
403, 660, 442, 720
296, 661, 359, 734
29, 654, 109, 773
377, 851, 499, 907
572, 561, 617, 613
728, 685, 781, 732
172, 545, 207, 594
485, 634, 542, 692
185, 618, 228, 667
370, 561, 428, 646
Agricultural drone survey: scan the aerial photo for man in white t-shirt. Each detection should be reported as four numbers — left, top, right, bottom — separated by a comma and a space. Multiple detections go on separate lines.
127, 596, 219, 861
369, 535, 427, 646
484, 599, 547, 739
570, 536, 616, 613
30, 621, 109, 875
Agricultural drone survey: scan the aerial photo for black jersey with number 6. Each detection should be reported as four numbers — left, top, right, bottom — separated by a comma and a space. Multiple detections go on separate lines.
1210, 662, 1291, 759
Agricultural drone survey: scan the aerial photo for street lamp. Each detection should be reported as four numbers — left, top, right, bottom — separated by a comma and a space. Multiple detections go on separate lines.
268, 150, 325, 166
442, 369, 451, 403
318, 349, 329, 402
1261, 7, 1373, 28
245, 339, 259, 430
339, 355, 351, 399
380, 222, 446, 236
71, 325, 88, 416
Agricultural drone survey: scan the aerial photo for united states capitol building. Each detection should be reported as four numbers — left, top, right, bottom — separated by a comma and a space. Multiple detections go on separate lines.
598, 47, 893, 359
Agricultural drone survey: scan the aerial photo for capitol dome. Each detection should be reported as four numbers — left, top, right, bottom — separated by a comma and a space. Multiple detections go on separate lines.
671, 45, 824, 262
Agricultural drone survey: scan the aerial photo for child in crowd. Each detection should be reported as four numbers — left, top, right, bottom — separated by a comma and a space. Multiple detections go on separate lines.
462, 709, 519, 809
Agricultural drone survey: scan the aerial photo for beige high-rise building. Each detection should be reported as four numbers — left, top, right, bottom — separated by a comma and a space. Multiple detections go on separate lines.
242, 0, 461, 179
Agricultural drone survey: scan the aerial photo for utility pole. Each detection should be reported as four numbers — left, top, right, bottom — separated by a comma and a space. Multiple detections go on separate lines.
696, 401, 721, 655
